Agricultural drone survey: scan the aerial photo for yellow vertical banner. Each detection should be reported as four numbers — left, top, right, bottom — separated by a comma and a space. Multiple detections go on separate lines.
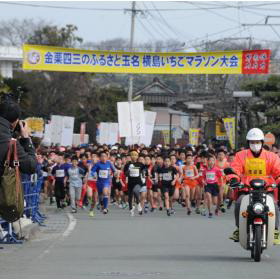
223, 118, 236, 149
162, 130, 170, 145
189, 129, 200, 146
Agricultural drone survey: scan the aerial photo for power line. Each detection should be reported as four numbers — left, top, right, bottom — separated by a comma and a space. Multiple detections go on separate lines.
270, 25, 280, 40
139, 2, 171, 41
135, 17, 155, 42
186, 1, 241, 24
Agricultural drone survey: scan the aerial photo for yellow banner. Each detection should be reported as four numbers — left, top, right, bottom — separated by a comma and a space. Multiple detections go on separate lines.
162, 130, 170, 145
223, 118, 235, 149
25, 117, 44, 138
216, 120, 227, 140
23, 44, 247, 74
189, 129, 200, 146
25, 117, 44, 132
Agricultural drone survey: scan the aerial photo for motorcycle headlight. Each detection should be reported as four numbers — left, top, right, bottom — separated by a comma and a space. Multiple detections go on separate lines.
253, 203, 264, 214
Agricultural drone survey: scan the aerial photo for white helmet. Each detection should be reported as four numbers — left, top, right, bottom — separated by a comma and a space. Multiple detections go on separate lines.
246, 128, 264, 141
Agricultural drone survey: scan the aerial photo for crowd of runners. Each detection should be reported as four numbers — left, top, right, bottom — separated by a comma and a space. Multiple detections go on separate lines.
35, 142, 280, 218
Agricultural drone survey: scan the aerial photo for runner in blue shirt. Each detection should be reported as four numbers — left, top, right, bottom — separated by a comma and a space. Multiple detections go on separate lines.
91, 151, 117, 214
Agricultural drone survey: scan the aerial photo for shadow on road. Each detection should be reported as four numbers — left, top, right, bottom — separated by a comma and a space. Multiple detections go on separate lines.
117, 254, 251, 263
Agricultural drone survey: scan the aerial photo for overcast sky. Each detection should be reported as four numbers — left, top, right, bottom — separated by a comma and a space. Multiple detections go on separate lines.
1, 1, 280, 49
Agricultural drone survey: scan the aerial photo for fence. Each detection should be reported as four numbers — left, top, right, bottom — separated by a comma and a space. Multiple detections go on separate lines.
0, 174, 45, 244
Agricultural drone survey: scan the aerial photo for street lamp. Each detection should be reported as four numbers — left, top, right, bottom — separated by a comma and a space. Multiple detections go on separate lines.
233, 91, 253, 148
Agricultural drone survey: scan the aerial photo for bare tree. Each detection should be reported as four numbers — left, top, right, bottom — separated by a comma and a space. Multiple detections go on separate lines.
0, 18, 49, 46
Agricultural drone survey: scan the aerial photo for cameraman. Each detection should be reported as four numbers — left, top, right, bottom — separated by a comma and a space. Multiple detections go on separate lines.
0, 101, 36, 175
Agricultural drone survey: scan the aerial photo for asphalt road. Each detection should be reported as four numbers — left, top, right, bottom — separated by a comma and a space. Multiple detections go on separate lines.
0, 203, 280, 279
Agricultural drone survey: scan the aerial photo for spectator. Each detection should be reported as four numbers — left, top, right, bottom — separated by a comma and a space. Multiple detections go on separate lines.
0, 100, 36, 175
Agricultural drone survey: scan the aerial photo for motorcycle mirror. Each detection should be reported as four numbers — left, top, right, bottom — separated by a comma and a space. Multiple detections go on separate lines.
224, 167, 236, 175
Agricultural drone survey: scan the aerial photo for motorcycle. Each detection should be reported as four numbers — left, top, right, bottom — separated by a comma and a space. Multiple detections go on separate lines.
224, 168, 276, 262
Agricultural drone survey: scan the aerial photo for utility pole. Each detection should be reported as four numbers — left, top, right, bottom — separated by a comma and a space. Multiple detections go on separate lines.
128, 1, 137, 102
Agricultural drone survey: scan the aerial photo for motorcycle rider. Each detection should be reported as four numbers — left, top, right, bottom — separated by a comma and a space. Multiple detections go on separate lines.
229, 128, 280, 245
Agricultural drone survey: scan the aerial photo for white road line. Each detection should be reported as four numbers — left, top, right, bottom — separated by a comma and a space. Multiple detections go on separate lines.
62, 213, 77, 238
38, 212, 77, 259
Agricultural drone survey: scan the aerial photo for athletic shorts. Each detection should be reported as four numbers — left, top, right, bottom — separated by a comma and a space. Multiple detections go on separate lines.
205, 183, 219, 197
140, 186, 147, 193
97, 181, 110, 194
112, 182, 122, 192
88, 181, 97, 192
152, 184, 160, 193
162, 184, 175, 197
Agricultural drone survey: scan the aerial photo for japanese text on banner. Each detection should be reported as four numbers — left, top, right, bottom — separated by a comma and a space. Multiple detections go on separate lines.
23, 44, 270, 75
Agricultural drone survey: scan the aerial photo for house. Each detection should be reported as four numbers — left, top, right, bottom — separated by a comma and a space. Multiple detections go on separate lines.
133, 77, 190, 146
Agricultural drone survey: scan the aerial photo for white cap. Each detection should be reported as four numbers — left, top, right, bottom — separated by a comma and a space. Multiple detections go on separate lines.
246, 128, 264, 141
111, 146, 118, 150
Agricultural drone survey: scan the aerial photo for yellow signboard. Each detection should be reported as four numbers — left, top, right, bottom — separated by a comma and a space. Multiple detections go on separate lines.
223, 118, 235, 149
25, 117, 44, 137
23, 44, 270, 75
189, 128, 200, 146
162, 130, 170, 145
216, 120, 227, 140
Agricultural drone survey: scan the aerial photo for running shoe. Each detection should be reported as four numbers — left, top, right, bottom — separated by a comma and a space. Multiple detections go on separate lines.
89, 209, 95, 217
137, 203, 142, 213
71, 208, 77, 213
139, 210, 143, 215
227, 200, 233, 209
159, 207, 163, 211
118, 204, 123, 208
187, 209, 192, 215
208, 213, 213, 218
229, 229, 239, 242
215, 208, 219, 216
220, 204, 226, 213
150, 207, 155, 213
195, 208, 201, 214
191, 200, 196, 208
171, 208, 176, 215
103, 208, 109, 214
167, 209, 171, 216
122, 203, 128, 209
274, 229, 280, 245
130, 208, 135, 217
201, 208, 207, 216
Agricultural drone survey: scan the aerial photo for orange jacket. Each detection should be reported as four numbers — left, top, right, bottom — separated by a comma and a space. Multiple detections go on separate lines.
231, 149, 280, 186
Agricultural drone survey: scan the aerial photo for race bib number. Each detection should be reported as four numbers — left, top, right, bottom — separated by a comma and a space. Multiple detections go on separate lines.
162, 172, 172, 181
56, 170, 65, 178
199, 171, 203, 177
42, 171, 48, 177
185, 169, 194, 178
99, 170, 109, 179
245, 158, 266, 177
206, 172, 215, 181
130, 168, 140, 177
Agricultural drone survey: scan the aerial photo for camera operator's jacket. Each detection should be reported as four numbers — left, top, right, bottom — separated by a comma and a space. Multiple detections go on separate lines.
0, 116, 36, 176
231, 149, 280, 199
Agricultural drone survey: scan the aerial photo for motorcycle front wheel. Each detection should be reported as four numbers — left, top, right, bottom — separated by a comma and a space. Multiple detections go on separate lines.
253, 225, 262, 262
